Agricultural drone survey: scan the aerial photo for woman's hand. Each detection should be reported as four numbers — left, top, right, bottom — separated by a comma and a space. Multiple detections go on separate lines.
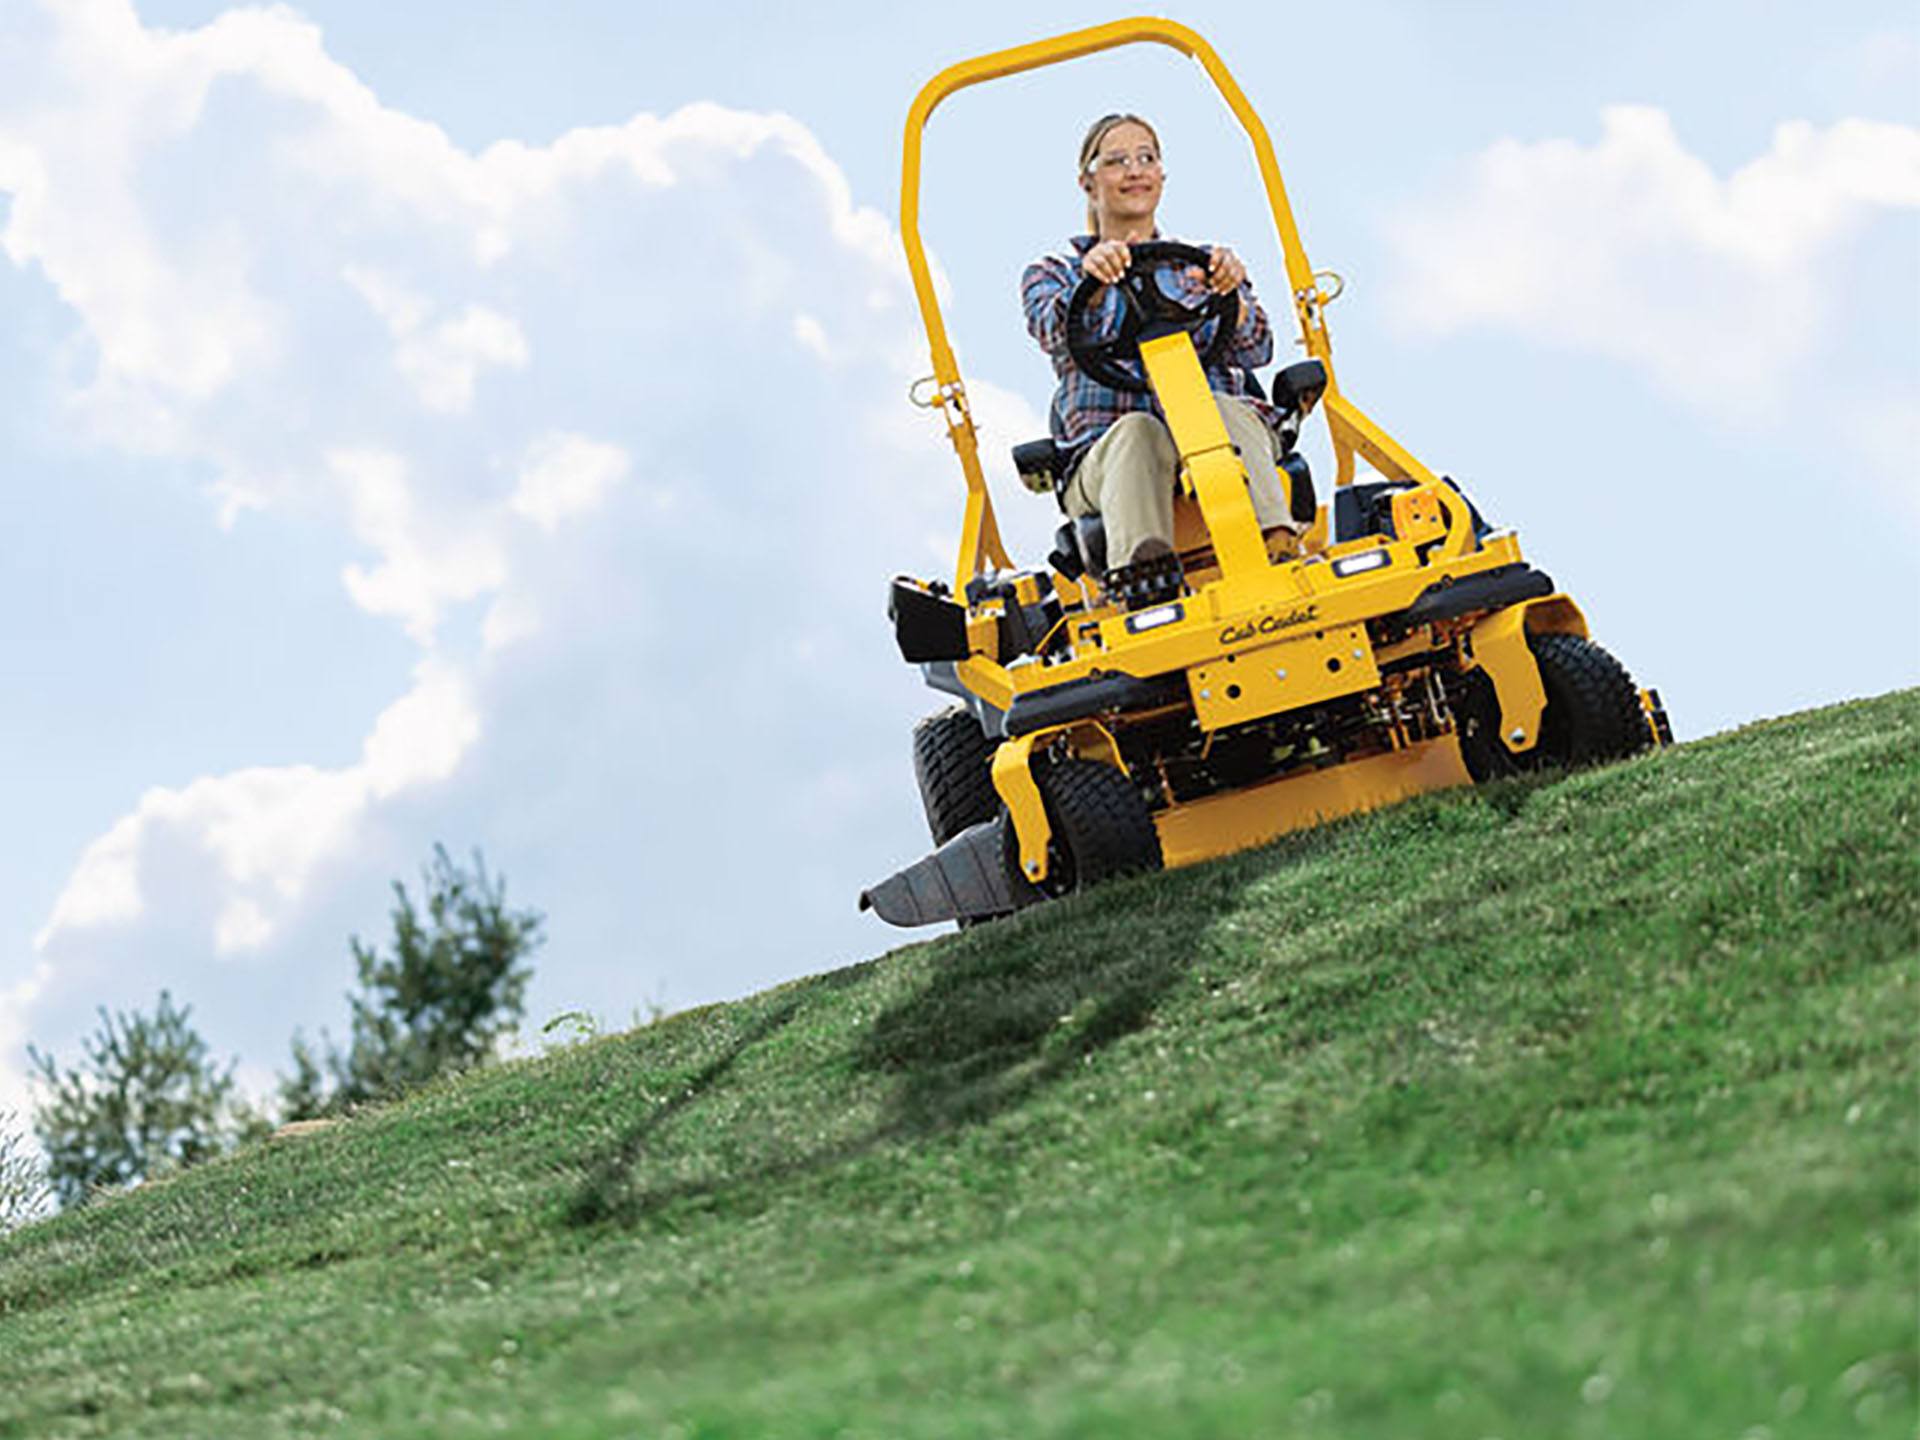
1187, 246, 1249, 329
1083, 238, 1131, 284
1189, 246, 1246, 295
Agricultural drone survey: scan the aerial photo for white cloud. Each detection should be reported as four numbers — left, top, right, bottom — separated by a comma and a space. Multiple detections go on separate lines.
401, 305, 528, 412
792, 311, 831, 361
35, 661, 481, 958
1387, 106, 1920, 418
480, 592, 540, 653
2, 0, 977, 1101
214, 898, 274, 955
360, 661, 481, 799
334, 447, 507, 644
345, 265, 530, 413
0, 962, 53, 1121
510, 432, 630, 532
33, 813, 145, 946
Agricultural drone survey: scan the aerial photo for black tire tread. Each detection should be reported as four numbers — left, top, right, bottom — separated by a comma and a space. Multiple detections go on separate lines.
912, 706, 998, 846
1530, 631, 1651, 766
1035, 758, 1163, 892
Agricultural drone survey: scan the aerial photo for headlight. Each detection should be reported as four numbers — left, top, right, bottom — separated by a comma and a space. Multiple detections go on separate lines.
1125, 603, 1184, 633
1331, 549, 1391, 578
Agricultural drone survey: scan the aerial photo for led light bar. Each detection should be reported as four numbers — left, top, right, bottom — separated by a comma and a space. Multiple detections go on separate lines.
1125, 603, 1185, 633
1331, 549, 1391, 579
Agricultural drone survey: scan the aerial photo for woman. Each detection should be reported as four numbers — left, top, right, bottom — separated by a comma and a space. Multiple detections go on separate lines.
1020, 113, 1296, 575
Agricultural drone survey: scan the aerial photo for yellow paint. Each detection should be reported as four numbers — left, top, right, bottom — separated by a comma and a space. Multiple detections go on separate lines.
1321, 393, 1441, 491
954, 656, 1015, 712
1300, 503, 1330, 554
935, 527, 1536, 711
1187, 622, 1379, 730
991, 721, 1131, 886
1520, 594, 1589, 638
1432, 478, 1476, 561
991, 733, 1052, 884
1465, 607, 1547, 754
1138, 332, 1272, 582
1154, 737, 1472, 868
1390, 487, 1447, 547
964, 612, 1000, 661
1065, 720, 1127, 773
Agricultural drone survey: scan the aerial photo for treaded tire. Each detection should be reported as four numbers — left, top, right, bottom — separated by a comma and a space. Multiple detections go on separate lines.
912, 705, 998, 845
1005, 757, 1164, 899
1451, 665, 1513, 783
1454, 631, 1650, 778
1531, 632, 1651, 767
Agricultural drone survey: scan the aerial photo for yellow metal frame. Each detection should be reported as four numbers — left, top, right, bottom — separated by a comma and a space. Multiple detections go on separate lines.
1460, 593, 1593, 751
993, 721, 1127, 885
1139, 333, 1268, 589
900, 14, 1444, 593
990, 735, 1050, 880
1464, 608, 1547, 754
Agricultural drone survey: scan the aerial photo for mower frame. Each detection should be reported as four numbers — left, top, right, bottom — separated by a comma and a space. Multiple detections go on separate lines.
864, 16, 1664, 921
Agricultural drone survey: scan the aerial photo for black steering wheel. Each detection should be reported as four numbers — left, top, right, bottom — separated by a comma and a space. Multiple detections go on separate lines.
1065, 240, 1240, 394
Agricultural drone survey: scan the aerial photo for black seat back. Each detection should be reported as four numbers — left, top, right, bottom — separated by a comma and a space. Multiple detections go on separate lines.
1012, 438, 1060, 492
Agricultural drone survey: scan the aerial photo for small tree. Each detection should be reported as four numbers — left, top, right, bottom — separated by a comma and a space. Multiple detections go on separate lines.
29, 992, 237, 1209
1, 1109, 51, 1233
320, 845, 543, 1108
276, 1030, 329, 1123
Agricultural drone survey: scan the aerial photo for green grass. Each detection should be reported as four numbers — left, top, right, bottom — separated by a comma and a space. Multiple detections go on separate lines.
3, 691, 1916, 1439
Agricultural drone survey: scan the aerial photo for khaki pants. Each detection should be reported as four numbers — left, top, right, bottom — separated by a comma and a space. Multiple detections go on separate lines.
1064, 396, 1295, 568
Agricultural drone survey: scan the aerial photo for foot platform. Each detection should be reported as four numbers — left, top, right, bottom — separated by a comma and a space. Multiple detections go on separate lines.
1104, 551, 1184, 611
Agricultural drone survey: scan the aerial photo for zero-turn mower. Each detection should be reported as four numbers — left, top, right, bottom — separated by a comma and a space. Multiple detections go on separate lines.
860, 17, 1671, 928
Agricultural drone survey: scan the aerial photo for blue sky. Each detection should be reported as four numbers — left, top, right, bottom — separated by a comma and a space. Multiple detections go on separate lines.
1, 0, 1915, 1119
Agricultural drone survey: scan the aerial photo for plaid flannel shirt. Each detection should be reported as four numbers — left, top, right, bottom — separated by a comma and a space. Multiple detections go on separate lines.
1021, 233, 1276, 467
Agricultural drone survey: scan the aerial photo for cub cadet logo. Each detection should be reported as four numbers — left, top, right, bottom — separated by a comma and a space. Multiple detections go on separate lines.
1219, 604, 1319, 646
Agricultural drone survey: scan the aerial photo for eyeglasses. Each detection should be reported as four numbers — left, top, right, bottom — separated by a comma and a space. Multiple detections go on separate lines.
1087, 148, 1162, 176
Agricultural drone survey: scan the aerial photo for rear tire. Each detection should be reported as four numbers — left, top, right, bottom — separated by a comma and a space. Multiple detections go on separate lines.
1004, 757, 1163, 899
912, 706, 998, 845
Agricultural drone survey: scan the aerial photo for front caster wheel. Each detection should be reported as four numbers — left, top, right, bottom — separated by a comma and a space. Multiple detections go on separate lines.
1455, 632, 1652, 779
1002, 758, 1163, 899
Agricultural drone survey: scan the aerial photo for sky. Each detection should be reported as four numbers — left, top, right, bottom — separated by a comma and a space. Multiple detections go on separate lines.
1, 0, 1915, 1122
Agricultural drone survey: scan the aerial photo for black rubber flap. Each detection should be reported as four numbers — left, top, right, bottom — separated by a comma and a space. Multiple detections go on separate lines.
859, 816, 1026, 927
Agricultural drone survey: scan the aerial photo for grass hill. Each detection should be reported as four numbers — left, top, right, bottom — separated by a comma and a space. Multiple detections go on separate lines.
2, 690, 1915, 1440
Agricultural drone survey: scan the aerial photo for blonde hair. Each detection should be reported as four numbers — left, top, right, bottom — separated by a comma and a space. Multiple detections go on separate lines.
1078, 112, 1162, 233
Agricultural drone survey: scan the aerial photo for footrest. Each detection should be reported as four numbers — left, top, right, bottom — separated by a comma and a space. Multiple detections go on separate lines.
1104, 552, 1184, 612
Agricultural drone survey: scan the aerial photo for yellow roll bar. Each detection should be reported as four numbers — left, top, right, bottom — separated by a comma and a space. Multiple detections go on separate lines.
901, 16, 1441, 591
